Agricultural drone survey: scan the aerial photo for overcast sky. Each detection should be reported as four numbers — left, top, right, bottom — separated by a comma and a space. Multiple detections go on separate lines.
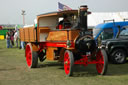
0, 0, 128, 25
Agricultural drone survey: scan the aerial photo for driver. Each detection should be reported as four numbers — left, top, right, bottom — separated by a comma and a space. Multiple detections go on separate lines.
58, 15, 71, 29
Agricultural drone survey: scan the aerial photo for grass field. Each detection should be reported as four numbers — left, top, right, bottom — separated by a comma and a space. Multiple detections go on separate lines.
0, 40, 128, 85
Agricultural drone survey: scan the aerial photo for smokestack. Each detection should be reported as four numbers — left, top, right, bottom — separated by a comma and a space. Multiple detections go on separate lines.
79, 5, 88, 31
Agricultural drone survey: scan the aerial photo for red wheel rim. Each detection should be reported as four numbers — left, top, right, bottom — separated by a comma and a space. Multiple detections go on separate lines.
96, 50, 104, 74
25, 45, 32, 67
64, 52, 70, 75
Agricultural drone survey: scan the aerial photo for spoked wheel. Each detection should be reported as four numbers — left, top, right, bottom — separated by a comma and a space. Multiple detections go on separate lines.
25, 43, 38, 68
96, 49, 108, 75
64, 50, 74, 76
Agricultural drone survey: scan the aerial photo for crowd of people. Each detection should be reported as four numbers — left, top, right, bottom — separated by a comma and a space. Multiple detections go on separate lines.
6, 30, 24, 49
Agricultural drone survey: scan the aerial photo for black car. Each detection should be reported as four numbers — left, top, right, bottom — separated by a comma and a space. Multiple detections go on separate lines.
101, 26, 128, 64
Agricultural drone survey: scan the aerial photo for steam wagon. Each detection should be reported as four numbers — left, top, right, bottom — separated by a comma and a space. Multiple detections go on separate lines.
19, 5, 108, 76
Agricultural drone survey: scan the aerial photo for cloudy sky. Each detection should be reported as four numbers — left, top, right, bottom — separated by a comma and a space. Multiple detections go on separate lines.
0, 0, 127, 25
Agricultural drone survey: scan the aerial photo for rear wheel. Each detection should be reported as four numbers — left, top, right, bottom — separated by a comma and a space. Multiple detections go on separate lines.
64, 50, 74, 76
96, 49, 108, 75
25, 43, 38, 68
110, 49, 126, 64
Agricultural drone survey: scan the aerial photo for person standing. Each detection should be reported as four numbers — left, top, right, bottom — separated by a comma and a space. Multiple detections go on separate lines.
14, 30, 18, 47
10, 31, 14, 47
21, 41, 25, 49
6, 32, 12, 48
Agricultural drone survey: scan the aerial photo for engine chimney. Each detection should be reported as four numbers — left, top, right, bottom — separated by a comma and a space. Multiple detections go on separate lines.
79, 5, 88, 31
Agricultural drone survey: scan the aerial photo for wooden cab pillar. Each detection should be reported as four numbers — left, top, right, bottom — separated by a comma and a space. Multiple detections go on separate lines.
46, 47, 58, 60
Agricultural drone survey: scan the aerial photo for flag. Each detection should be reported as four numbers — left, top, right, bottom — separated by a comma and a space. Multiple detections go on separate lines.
58, 2, 72, 11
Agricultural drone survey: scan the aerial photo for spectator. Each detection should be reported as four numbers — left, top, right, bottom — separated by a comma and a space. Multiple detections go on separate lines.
14, 30, 18, 47
21, 41, 25, 49
10, 31, 14, 47
6, 32, 12, 48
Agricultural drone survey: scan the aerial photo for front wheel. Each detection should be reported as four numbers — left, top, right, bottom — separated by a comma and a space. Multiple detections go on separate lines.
64, 50, 74, 76
25, 43, 38, 68
96, 49, 108, 75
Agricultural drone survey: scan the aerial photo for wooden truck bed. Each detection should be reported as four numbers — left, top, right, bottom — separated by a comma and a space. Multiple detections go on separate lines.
19, 26, 36, 42
19, 26, 50, 42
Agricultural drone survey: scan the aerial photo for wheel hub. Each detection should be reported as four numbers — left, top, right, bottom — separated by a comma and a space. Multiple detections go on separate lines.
115, 53, 124, 62
64, 61, 68, 65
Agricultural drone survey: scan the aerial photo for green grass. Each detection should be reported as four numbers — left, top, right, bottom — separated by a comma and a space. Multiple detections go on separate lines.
2, 27, 15, 29
0, 40, 128, 85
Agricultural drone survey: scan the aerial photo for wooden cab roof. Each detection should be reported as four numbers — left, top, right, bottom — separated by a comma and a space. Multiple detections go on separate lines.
37, 10, 78, 29
37, 10, 78, 18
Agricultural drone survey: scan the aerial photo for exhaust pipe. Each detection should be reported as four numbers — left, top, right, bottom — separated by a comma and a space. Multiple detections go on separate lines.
73, 5, 89, 36
79, 5, 88, 31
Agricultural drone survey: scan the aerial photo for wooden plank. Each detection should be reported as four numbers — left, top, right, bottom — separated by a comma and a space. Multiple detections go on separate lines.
19, 28, 25, 41
24, 28, 29, 42
29, 28, 36, 42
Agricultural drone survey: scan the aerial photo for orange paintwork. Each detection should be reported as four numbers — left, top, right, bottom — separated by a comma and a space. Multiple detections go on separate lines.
47, 30, 68, 41
31, 43, 39, 51
46, 30, 79, 42
46, 47, 58, 60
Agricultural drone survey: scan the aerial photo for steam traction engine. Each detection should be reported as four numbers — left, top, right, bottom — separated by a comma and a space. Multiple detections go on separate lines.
20, 5, 108, 76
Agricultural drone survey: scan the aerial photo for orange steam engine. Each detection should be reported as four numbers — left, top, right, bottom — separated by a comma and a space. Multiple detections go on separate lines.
19, 5, 108, 76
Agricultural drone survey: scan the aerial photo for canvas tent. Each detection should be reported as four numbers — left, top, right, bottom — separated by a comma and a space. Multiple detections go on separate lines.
88, 12, 128, 26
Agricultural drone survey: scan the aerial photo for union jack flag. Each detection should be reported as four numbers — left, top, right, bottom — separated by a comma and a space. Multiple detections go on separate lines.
58, 2, 72, 11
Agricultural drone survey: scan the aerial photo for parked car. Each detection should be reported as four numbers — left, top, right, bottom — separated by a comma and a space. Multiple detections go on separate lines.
101, 26, 128, 64
93, 21, 128, 46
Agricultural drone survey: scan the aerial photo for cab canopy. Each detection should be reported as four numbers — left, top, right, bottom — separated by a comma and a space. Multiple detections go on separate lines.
37, 10, 78, 29
37, 10, 78, 18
